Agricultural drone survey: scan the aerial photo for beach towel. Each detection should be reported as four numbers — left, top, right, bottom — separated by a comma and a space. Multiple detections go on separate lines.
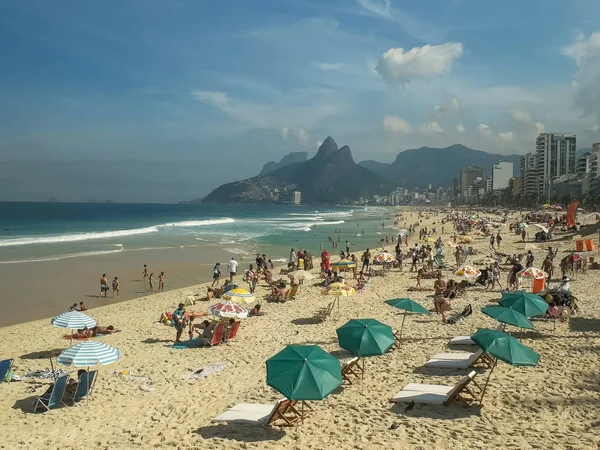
25, 369, 70, 380
170, 338, 200, 349
446, 304, 473, 325
183, 362, 229, 380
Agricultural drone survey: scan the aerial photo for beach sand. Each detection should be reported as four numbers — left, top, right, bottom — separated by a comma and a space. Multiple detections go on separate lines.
1, 209, 599, 450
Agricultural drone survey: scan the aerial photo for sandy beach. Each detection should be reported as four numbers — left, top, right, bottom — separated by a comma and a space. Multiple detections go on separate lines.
1, 208, 599, 450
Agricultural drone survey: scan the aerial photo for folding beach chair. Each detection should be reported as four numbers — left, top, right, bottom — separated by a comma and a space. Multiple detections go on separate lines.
424, 348, 494, 369
314, 301, 335, 322
0, 359, 14, 382
67, 370, 97, 403
33, 374, 69, 413
224, 321, 241, 343
341, 357, 364, 384
389, 371, 482, 406
201, 323, 224, 347
212, 398, 310, 426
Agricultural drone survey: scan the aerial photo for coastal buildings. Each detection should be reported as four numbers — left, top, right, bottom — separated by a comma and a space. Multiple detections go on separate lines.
293, 191, 301, 205
520, 153, 537, 197
535, 133, 577, 197
459, 166, 484, 198
492, 162, 513, 190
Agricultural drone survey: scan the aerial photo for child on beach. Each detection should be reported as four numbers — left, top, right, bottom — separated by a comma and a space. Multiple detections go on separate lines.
78, 302, 87, 311
142, 264, 148, 283
112, 277, 119, 298
212, 263, 221, 287
149, 273, 154, 292
158, 272, 165, 291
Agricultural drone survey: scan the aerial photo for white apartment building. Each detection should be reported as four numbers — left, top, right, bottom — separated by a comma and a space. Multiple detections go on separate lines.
520, 153, 537, 196
535, 133, 576, 196
492, 161, 513, 190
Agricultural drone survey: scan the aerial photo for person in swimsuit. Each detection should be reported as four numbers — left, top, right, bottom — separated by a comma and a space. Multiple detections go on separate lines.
149, 273, 154, 293
158, 272, 165, 291
78, 302, 87, 311
99, 274, 109, 298
142, 264, 149, 285
112, 277, 119, 298
172, 303, 187, 343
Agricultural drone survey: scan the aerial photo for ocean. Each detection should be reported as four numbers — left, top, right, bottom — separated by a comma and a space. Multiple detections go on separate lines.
0, 202, 404, 326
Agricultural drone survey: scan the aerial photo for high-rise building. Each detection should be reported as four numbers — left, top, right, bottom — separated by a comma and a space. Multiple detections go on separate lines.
520, 153, 537, 197
509, 176, 521, 197
459, 166, 484, 198
535, 133, 576, 196
293, 191, 301, 205
492, 161, 514, 190
576, 152, 591, 177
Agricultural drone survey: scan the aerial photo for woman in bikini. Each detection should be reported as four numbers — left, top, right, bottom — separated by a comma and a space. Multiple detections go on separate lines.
158, 272, 165, 291
149, 273, 154, 293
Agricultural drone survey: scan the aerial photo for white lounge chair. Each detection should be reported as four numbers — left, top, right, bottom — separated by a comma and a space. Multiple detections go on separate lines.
212, 398, 309, 426
424, 349, 493, 369
389, 371, 481, 406
448, 324, 503, 346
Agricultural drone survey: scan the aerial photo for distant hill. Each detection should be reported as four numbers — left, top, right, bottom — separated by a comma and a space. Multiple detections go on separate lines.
260, 152, 308, 175
203, 137, 396, 204
359, 144, 521, 187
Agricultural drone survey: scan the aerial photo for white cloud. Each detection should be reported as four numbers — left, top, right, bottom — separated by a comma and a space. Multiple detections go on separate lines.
383, 115, 413, 134
498, 131, 515, 141
477, 123, 492, 137
357, 0, 392, 19
316, 140, 323, 149
419, 120, 443, 134
534, 122, 545, 134
433, 97, 460, 116
294, 128, 310, 145
376, 43, 463, 85
511, 110, 532, 124
191, 91, 230, 107
312, 62, 352, 72
594, 124, 600, 132
281, 127, 289, 140
456, 124, 465, 133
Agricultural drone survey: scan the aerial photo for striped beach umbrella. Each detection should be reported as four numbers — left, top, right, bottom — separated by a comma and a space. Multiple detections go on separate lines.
51, 311, 96, 329
322, 282, 356, 296
57, 340, 120, 367
223, 288, 255, 304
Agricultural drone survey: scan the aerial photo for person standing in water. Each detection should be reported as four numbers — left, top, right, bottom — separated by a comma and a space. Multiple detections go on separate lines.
99, 274, 109, 298
142, 264, 148, 284
112, 277, 120, 298
149, 273, 154, 293
158, 272, 165, 291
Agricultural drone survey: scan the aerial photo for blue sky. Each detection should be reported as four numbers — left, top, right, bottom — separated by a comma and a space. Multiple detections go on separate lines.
1, 0, 600, 201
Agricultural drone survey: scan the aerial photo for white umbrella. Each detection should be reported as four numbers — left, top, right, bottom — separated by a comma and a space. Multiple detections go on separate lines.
58, 340, 120, 367
531, 223, 549, 234
288, 270, 315, 280
209, 301, 249, 319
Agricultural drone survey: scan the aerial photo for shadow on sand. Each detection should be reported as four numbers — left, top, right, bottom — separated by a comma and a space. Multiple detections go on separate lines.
20, 349, 64, 360
195, 424, 286, 442
390, 403, 482, 419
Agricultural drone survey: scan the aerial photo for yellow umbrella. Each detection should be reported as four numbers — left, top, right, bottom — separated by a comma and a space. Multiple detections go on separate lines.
322, 282, 356, 296
223, 288, 255, 304
459, 236, 472, 243
423, 237, 435, 243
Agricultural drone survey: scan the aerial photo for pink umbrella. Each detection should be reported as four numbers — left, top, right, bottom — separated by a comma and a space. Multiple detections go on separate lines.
209, 302, 249, 319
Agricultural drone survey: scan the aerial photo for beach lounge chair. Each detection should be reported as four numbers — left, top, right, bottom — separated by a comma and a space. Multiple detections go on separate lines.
201, 323, 224, 347
212, 398, 310, 426
389, 371, 482, 406
314, 301, 335, 322
424, 348, 494, 369
224, 321, 241, 343
448, 324, 503, 346
0, 359, 14, 382
341, 357, 364, 384
33, 374, 69, 413
66, 370, 97, 403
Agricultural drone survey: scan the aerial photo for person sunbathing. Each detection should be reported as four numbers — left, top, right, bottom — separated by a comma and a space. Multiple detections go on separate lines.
73, 328, 94, 339
93, 325, 116, 335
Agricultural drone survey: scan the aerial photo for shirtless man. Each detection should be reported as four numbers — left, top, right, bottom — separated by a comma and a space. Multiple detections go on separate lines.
158, 271, 165, 291
99, 274, 109, 298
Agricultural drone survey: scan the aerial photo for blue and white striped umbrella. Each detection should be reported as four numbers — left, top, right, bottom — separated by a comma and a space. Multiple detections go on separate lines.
51, 311, 96, 329
57, 340, 120, 367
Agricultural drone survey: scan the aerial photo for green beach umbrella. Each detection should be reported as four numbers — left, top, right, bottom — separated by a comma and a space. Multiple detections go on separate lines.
384, 298, 430, 339
499, 291, 548, 317
471, 328, 541, 404
481, 306, 534, 330
336, 319, 395, 357
266, 345, 342, 401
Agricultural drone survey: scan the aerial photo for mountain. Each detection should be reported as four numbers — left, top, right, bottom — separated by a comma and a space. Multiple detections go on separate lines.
260, 151, 308, 175
203, 137, 396, 204
359, 144, 521, 187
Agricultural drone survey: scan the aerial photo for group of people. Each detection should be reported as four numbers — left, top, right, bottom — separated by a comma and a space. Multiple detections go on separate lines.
99, 274, 120, 298
142, 265, 165, 293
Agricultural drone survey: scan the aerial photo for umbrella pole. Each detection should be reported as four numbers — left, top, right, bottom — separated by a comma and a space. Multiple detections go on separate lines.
399, 312, 407, 340
479, 358, 498, 406
49, 357, 56, 382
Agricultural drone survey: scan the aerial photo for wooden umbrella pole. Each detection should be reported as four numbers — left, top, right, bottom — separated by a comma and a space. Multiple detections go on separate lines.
399, 312, 407, 339
479, 358, 498, 406
49, 357, 56, 382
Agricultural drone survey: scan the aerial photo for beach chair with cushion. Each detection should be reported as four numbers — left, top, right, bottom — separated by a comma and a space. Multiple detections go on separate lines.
33, 374, 69, 413
202, 323, 224, 347
448, 324, 504, 346
341, 357, 364, 384
0, 359, 14, 382
424, 348, 494, 369
389, 370, 482, 406
224, 321, 241, 343
212, 398, 310, 426
67, 370, 97, 403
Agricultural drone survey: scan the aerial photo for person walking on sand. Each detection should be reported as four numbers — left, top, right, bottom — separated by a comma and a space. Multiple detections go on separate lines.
142, 264, 148, 283
496, 233, 502, 249
228, 257, 238, 283
99, 274, 109, 298
158, 271, 165, 291
112, 277, 120, 298
289, 248, 297, 269
246, 264, 256, 293
212, 262, 221, 287
149, 273, 154, 293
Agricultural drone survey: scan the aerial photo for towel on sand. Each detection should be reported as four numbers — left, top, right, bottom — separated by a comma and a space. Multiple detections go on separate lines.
183, 362, 229, 380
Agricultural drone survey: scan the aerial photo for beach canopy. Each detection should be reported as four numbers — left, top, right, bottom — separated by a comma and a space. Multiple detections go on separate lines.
58, 340, 120, 367
321, 282, 356, 296
266, 345, 342, 401
209, 301, 248, 319
223, 288, 255, 304
51, 311, 96, 329
336, 319, 395, 357
481, 306, 534, 330
471, 328, 540, 367
384, 298, 429, 339
288, 270, 315, 280
499, 291, 548, 317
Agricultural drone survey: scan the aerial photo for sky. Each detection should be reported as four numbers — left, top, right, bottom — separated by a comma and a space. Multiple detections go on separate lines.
1, 0, 600, 202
